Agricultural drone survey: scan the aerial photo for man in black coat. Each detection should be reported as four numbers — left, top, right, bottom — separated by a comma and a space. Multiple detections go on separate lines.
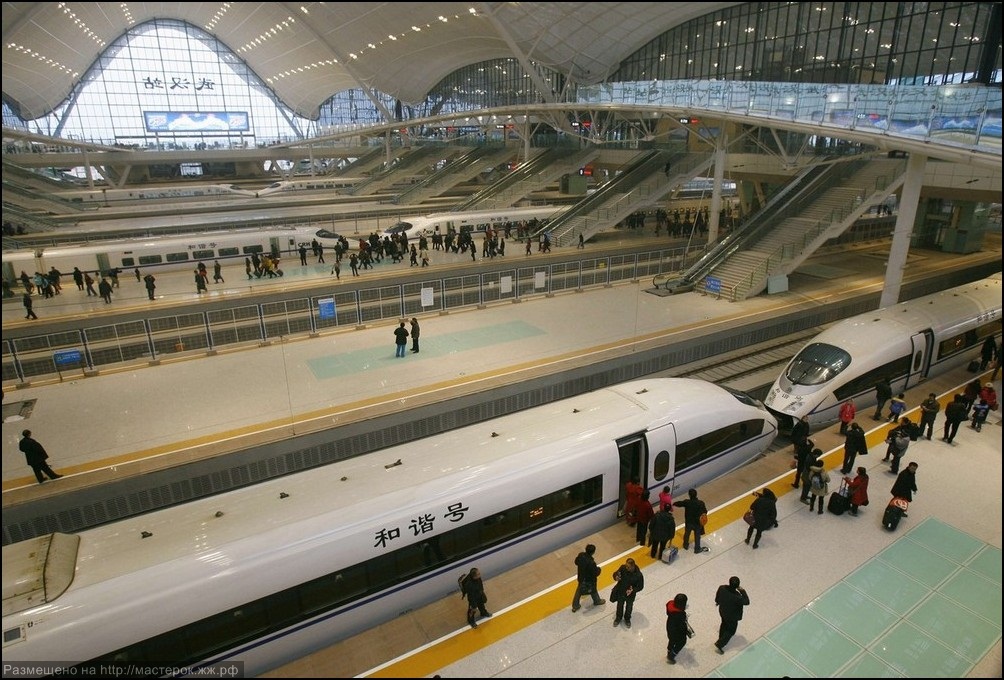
18, 430, 62, 483
714, 576, 751, 653
571, 544, 605, 612
942, 394, 968, 444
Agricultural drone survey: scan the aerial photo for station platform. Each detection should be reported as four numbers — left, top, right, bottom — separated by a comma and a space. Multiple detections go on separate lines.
2, 232, 1000, 678
351, 373, 1002, 678
3, 235, 998, 499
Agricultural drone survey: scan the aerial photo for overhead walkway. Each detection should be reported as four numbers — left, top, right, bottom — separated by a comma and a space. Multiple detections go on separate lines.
692, 157, 907, 299
456, 147, 600, 211
392, 145, 514, 205
538, 149, 715, 247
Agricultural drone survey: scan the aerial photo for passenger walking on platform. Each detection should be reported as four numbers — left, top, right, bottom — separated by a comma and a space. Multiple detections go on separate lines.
962, 378, 981, 412
890, 462, 918, 506
213, 260, 224, 283
459, 567, 491, 629
349, 253, 360, 276
634, 490, 655, 546
743, 488, 777, 549
578, 233, 585, 249
981, 335, 998, 370
299, 244, 308, 266
316, 244, 325, 264
790, 414, 810, 450
942, 394, 968, 443
919, 393, 940, 440
665, 593, 692, 664
979, 382, 998, 412
84, 271, 97, 297
525, 238, 532, 256
98, 277, 113, 304
648, 505, 677, 560
714, 576, 750, 654
806, 461, 830, 515
674, 488, 710, 554
887, 393, 907, 421
571, 544, 605, 612
623, 478, 643, 525
840, 422, 867, 475
658, 485, 673, 511
195, 269, 208, 294
245, 257, 253, 280
410, 318, 420, 353
610, 557, 644, 628
970, 398, 990, 432
19, 430, 61, 484
394, 321, 409, 358
108, 267, 120, 288
409, 244, 418, 267
134, 267, 141, 282
73, 267, 85, 290
844, 467, 870, 516
873, 377, 892, 420
838, 399, 855, 435
331, 260, 341, 280
143, 273, 156, 300
22, 292, 37, 320
799, 446, 821, 502
884, 418, 912, 474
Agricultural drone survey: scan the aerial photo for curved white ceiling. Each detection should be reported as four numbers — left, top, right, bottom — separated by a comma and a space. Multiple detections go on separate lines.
1, 2, 742, 120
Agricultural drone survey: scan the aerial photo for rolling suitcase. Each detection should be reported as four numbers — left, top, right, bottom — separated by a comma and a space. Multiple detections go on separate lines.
827, 482, 850, 516
883, 497, 909, 531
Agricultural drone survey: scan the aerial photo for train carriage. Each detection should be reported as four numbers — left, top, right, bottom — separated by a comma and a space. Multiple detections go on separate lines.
764, 274, 1002, 431
2, 378, 776, 677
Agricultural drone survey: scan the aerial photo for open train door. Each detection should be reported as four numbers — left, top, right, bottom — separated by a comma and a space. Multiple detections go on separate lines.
906, 330, 934, 388
616, 434, 648, 519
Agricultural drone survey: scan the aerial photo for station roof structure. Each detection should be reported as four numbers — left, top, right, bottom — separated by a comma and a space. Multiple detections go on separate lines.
2, 2, 741, 120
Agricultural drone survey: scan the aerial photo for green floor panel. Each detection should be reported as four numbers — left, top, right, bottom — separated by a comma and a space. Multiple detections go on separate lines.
765, 609, 861, 676
876, 538, 960, 588
965, 545, 1002, 585
843, 561, 930, 616
839, 651, 905, 678
906, 592, 1001, 663
806, 582, 900, 646
714, 638, 808, 678
938, 567, 1003, 628
904, 517, 986, 563
872, 622, 972, 677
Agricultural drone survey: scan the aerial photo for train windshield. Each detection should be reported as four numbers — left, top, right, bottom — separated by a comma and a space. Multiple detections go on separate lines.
314, 229, 340, 240
383, 222, 413, 235
784, 342, 851, 386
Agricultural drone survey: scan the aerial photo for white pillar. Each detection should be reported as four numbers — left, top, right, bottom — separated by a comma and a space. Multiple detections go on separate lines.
708, 129, 728, 243
879, 153, 926, 308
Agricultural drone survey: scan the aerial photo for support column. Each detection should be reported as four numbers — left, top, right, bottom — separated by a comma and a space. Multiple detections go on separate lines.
880, 153, 926, 308
708, 129, 728, 243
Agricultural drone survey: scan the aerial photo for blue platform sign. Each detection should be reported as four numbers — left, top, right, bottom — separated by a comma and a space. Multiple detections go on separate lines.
704, 276, 722, 295
317, 297, 336, 321
53, 349, 83, 367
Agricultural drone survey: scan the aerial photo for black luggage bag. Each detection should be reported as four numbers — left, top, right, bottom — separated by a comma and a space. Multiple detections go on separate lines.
828, 490, 850, 516
967, 359, 980, 373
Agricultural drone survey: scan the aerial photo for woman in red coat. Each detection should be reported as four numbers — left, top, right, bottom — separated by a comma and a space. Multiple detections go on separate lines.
838, 399, 856, 435
623, 478, 643, 526
843, 467, 870, 516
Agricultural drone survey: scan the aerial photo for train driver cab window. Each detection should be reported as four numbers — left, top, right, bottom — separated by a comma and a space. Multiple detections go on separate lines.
165, 252, 191, 263
784, 343, 851, 386
315, 229, 340, 240
192, 249, 214, 260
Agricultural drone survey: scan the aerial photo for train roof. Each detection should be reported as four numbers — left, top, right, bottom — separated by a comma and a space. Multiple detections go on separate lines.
810, 275, 1002, 352
1, 378, 750, 598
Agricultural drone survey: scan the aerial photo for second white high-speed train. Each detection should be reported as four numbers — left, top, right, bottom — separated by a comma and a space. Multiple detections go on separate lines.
1, 378, 776, 677
764, 274, 1002, 431
382, 205, 571, 240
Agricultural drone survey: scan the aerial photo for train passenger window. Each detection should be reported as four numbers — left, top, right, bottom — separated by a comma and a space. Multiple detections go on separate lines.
937, 321, 1001, 360
165, 252, 190, 263
833, 355, 912, 401
242, 245, 264, 254
192, 249, 214, 259
218, 247, 239, 257
137, 255, 163, 265
675, 419, 762, 473
121, 257, 136, 267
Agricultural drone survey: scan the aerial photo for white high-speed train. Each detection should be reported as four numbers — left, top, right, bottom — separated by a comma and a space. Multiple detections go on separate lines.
382, 205, 571, 240
1, 378, 776, 677
1, 226, 343, 280
764, 274, 1002, 431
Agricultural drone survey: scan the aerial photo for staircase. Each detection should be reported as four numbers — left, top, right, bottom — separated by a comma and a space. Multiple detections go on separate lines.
695, 158, 907, 300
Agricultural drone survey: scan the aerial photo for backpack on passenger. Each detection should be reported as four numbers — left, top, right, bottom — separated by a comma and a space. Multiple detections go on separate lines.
458, 573, 469, 599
